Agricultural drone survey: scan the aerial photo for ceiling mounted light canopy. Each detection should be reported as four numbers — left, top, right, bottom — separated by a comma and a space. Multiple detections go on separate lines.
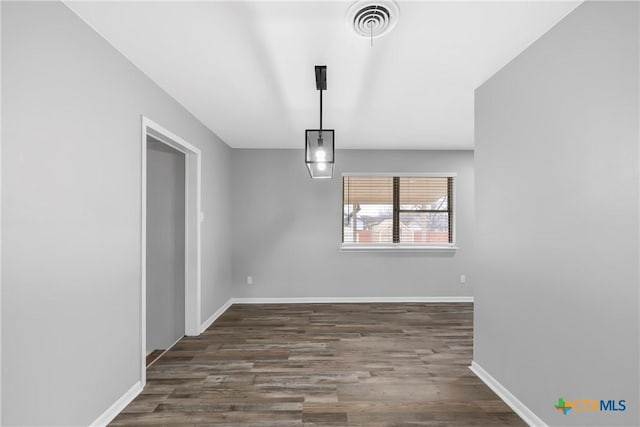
347, 0, 400, 40
305, 65, 335, 179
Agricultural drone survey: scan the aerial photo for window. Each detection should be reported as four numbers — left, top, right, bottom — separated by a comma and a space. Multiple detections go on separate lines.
342, 174, 455, 249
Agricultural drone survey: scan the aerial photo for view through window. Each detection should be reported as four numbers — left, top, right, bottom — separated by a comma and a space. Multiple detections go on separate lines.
343, 175, 454, 245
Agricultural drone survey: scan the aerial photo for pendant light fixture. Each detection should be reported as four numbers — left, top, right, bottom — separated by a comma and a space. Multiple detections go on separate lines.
305, 65, 335, 179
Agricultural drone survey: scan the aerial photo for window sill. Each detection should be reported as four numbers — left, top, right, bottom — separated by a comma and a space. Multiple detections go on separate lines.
339, 244, 458, 253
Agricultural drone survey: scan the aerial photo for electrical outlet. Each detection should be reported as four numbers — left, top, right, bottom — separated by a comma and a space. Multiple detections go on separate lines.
247, 276, 253, 285
460, 274, 466, 284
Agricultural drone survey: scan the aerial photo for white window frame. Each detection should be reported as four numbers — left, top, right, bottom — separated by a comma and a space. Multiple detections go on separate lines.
340, 172, 458, 252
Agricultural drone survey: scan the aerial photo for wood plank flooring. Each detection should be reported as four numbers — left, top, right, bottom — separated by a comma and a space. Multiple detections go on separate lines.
111, 303, 525, 426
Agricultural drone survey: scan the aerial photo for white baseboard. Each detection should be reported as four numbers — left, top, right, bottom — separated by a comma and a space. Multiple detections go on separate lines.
469, 361, 547, 427
231, 296, 473, 304
200, 296, 472, 330
200, 298, 234, 333
147, 334, 185, 369
90, 380, 142, 427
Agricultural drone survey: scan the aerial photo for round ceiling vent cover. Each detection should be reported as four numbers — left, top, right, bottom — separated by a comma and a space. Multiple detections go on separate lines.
347, 0, 400, 39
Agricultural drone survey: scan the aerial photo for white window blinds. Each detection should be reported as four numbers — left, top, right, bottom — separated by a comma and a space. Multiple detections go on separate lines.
343, 175, 454, 245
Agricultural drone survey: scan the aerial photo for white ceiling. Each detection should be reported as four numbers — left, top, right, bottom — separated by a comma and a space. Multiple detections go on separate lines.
66, 1, 581, 150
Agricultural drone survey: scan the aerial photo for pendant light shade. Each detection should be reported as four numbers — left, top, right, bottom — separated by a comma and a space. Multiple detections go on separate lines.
305, 65, 335, 179
305, 129, 334, 179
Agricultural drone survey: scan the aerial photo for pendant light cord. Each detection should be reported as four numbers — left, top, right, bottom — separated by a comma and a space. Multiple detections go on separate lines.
319, 87, 323, 135
370, 4, 379, 47
370, 20, 373, 47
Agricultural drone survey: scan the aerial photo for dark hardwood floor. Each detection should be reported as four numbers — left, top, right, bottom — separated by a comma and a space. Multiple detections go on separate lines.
111, 303, 526, 426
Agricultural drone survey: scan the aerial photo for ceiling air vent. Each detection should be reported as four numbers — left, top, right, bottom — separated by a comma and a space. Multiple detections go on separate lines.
347, 0, 400, 39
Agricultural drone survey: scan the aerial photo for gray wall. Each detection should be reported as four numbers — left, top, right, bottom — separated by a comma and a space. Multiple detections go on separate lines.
1, 2, 232, 425
474, 2, 638, 426
231, 149, 473, 298
147, 140, 185, 351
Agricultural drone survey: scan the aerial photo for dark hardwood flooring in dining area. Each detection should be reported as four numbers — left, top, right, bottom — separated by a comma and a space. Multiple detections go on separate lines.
111, 303, 525, 426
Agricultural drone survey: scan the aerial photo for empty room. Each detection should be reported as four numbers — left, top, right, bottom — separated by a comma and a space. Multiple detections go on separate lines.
1, 0, 638, 426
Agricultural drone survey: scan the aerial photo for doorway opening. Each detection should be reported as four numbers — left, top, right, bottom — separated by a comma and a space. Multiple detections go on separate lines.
141, 117, 202, 384
146, 137, 185, 368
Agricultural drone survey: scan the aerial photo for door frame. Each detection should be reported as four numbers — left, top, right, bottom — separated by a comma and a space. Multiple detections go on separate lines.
140, 116, 202, 385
